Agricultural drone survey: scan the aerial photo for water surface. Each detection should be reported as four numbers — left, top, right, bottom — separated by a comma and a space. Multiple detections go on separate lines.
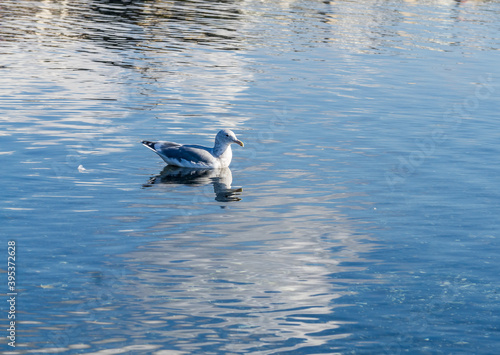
1, 0, 500, 353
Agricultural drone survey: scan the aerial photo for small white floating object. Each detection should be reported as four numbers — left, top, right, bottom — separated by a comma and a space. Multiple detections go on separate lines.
78, 165, 87, 173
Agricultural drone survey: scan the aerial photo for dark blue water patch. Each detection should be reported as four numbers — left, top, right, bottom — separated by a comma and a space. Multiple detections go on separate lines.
337, 274, 500, 354
323, 227, 500, 354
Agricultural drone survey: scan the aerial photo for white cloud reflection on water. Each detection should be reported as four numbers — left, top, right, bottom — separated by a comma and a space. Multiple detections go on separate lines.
117, 184, 379, 353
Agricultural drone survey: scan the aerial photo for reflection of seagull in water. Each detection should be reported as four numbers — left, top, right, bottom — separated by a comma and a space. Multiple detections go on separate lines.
143, 166, 243, 202
141, 129, 243, 169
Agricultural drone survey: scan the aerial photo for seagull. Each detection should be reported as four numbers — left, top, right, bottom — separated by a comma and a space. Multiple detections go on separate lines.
142, 129, 244, 169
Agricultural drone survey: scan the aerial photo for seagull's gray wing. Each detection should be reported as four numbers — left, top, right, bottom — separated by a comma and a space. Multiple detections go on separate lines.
159, 144, 215, 164
143, 141, 216, 167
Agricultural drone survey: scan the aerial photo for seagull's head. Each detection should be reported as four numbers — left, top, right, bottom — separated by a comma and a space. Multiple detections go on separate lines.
217, 129, 244, 147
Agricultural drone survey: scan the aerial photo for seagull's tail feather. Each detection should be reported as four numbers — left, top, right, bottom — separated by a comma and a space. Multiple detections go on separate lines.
142, 140, 157, 151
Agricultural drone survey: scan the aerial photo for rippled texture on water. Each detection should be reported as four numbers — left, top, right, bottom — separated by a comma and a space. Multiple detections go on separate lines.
1, 0, 500, 354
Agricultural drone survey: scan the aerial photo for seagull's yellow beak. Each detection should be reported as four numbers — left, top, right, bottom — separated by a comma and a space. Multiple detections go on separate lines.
235, 139, 244, 147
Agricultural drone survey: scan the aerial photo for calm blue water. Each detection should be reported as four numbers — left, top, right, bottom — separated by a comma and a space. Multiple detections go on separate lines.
1, 0, 500, 353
